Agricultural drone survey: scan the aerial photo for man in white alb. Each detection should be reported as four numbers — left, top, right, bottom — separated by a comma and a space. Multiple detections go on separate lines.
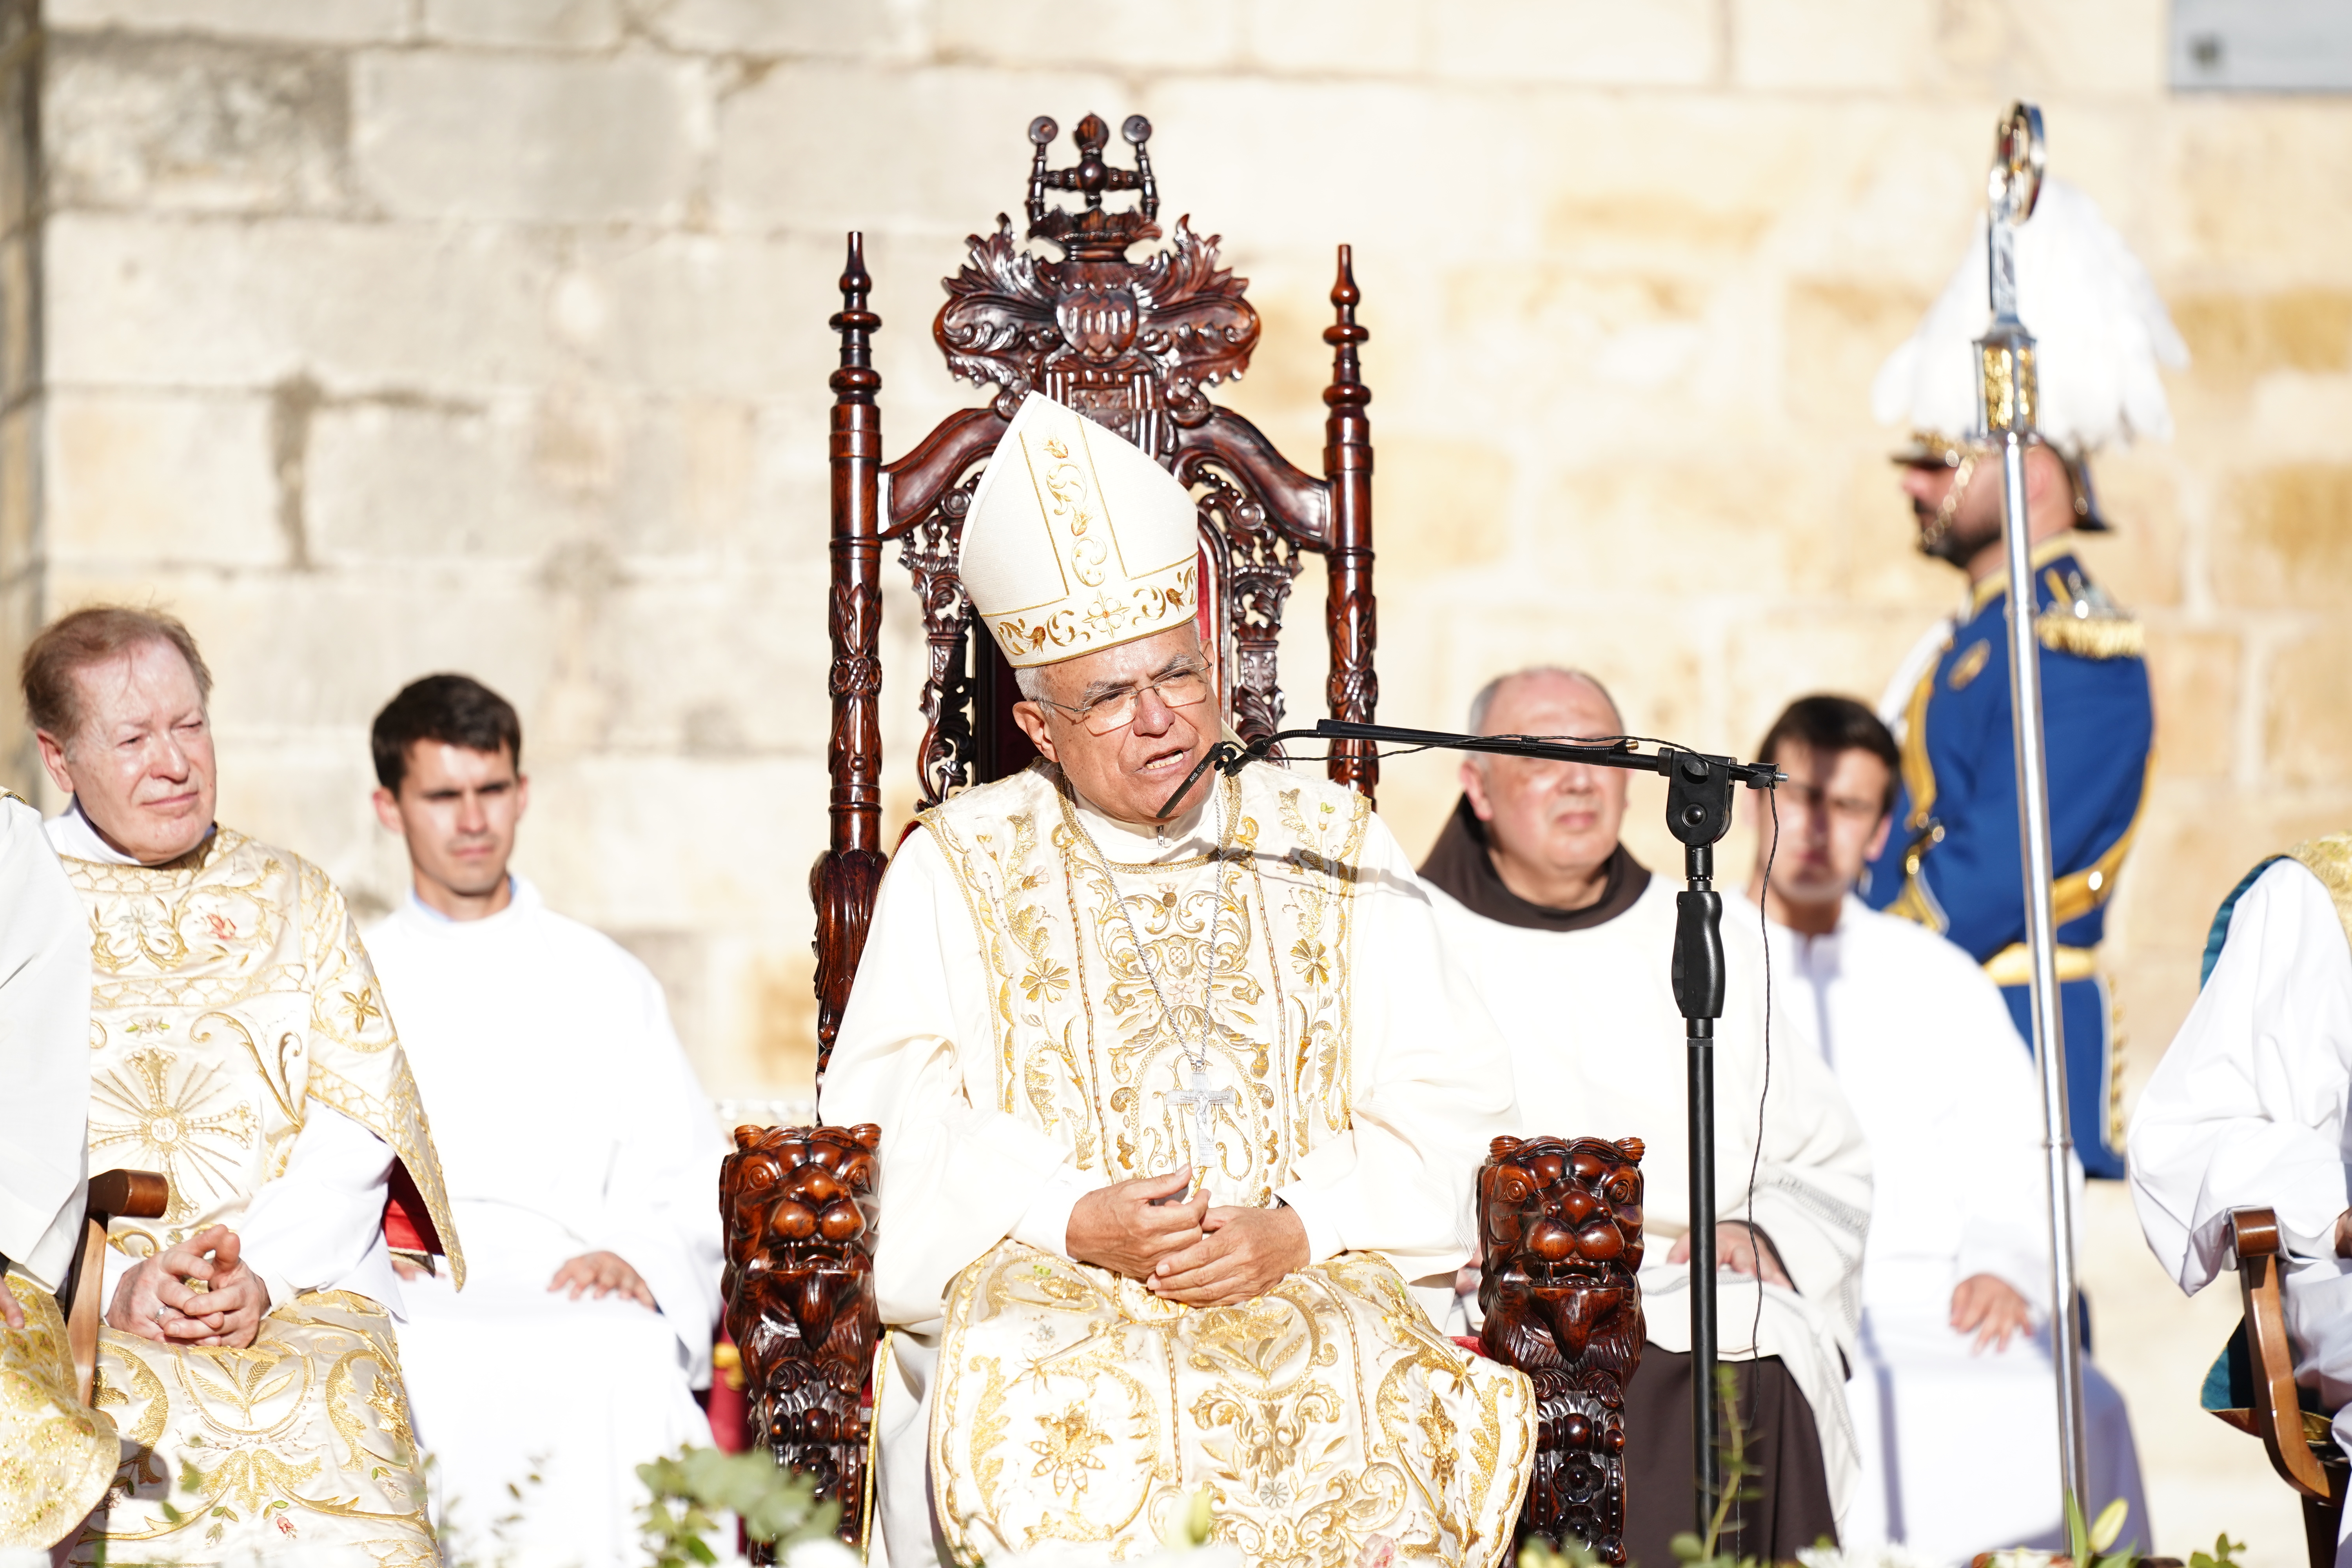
0, 784, 113, 1553
2132, 834, 2352, 1568
363, 673, 727, 1568
822, 392, 1534, 1568
1419, 666, 1870, 1564
1742, 694, 2145, 1562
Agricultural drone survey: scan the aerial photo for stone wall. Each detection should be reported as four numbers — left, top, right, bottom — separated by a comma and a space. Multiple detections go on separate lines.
7, 1, 2349, 1550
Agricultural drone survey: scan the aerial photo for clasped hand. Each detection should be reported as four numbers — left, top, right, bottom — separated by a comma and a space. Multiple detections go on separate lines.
1065, 1166, 1310, 1308
106, 1223, 271, 1348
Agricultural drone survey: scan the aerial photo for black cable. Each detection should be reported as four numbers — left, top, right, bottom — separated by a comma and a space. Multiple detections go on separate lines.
1744, 782, 1780, 1368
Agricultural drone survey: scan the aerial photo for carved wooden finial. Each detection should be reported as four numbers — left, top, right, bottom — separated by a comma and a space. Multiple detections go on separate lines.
1323, 243, 1369, 412
1024, 112, 1160, 257
828, 232, 880, 405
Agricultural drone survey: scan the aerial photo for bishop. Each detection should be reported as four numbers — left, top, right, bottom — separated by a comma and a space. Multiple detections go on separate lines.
822, 392, 1537, 1568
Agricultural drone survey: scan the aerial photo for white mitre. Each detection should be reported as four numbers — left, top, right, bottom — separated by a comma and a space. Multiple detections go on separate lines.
960, 392, 1200, 669
1873, 176, 2189, 466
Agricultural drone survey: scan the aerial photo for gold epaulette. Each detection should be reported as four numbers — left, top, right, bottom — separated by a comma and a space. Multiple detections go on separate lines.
2033, 562, 2143, 660
2035, 609, 2144, 660
0, 786, 22, 807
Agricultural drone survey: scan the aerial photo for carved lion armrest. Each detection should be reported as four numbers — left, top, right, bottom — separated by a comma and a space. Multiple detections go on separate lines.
1477, 1134, 1647, 1566
720, 1123, 883, 1555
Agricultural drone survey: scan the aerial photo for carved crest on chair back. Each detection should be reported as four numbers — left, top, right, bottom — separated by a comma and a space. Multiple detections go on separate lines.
814, 111, 1379, 1083
1478, 1134, 1648, 1565
940, 114, 1258, 455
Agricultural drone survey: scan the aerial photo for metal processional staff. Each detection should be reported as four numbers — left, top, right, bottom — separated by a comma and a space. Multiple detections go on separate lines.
1976, 100, 2092, 1514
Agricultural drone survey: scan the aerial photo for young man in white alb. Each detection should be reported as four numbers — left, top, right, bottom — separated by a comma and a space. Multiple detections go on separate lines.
364, 673, 726, 1568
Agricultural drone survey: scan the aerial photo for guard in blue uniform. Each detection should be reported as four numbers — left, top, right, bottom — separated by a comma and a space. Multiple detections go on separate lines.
1862, 175, 2186, 1179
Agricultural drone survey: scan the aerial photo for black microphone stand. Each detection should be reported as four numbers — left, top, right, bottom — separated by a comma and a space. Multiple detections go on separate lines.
1159, 717, 1782, 1535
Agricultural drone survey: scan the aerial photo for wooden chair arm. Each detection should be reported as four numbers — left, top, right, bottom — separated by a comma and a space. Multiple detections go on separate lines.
2230, 1206, 2336, 1501
65, 1170, 169, 1406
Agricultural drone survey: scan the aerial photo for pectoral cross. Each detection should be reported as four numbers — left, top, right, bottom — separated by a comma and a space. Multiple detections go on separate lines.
1164, 1062, 1236, 1176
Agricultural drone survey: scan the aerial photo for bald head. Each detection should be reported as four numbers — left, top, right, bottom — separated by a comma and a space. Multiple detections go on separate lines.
1460, 666, 1630, 910
1469, 667, 1623, 740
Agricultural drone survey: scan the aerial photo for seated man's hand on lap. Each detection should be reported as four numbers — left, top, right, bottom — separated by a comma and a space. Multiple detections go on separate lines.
549, 1249, 657, 1309
1949, 1272, 2032, 1352
107, 1223, 271, 1348
1067, 1167, 1208, 1280
1666, 1221, 1792, 1290
1148, 1203, 1310, 1307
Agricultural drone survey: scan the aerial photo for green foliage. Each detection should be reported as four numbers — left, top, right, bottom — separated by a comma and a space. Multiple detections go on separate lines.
1518, 1533, 1606, 1568
2189, 1534, 2247, 1568
637, 1445, 841, 1568
1666, 1365, 1768, 1568
2062, 1493, 2136, 1568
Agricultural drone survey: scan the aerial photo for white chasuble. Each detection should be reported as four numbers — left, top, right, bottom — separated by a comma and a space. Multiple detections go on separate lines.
53, 828, 461, 1568
0, 790, 116, 1552
822, 762, 1534, 1568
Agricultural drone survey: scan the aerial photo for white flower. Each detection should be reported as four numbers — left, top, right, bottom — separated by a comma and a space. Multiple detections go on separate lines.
785, 1539, 866, 1568
1796, 1545, 1938, 1568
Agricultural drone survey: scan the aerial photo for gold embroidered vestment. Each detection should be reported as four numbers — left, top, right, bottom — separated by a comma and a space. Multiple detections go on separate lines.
58, 829, 457, 1566
905, 765, 1534, 1568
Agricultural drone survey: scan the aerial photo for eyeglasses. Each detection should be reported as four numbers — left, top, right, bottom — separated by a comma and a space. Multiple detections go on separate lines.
1040, 666, 1213, 735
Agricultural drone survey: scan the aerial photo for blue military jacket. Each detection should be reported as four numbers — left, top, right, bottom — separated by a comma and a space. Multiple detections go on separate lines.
1861, 542, 2153, 1176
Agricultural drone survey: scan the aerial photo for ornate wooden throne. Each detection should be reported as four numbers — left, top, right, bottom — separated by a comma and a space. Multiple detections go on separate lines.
720, 112, 1641, 1563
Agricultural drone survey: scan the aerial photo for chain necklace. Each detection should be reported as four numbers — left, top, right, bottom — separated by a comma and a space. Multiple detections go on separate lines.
1061, 777, 1241, 1177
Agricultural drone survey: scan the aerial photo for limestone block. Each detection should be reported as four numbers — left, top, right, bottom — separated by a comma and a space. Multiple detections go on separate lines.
1731, 0, 1935, 91
421, 0, 623, 49
36, 563, 561, 734
2243, 372, 2352, 463
46, 34, 349, 216
352, 53, 699, 224
2212, 463, 2352, 610
1372, 435, 1512, 579
640, 0, 910, 56
517, 753, 826, 927
46, 0, 409, 43
712, 62, 1124, 235
0, 232, 31, 405
2266, 625, 2352, 788
2127, 778, 2352, 948
2140, 627, 2238, 780
2159, 102, 2352, 277
1428, 0, 1718, 87
704, 936, 819, 1103
591, 233, 838, 399
46, 391, 283, 568
933, 0, 1241, 71
2029, 0, 2169, 100
2169, 288, 2352, 383
1235, 0, 1428, 75
45, 212, 561, 391
0, 405, 30, 581
1723, 608, 1948, 751
305, 396, 506, 563
597, 572, 834, 755
2068, 448, 2185, 610
0, 38, 32, 230
211, 743, 394, 899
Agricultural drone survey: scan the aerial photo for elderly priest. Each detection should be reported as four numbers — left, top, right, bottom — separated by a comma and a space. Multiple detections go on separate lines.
1421, 667, 1871, 1565
23, 606, 459, 1566
821, 393, 1535, 1568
